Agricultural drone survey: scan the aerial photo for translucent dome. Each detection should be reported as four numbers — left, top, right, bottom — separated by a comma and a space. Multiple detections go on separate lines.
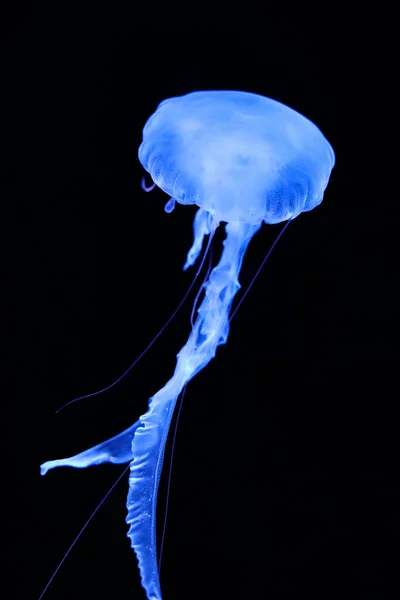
139, 90, 335, 224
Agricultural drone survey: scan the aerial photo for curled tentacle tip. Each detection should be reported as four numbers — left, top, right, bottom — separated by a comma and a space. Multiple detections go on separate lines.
141, 177, 156, 193
40, 463, 50, 476
164, 198, 176, 213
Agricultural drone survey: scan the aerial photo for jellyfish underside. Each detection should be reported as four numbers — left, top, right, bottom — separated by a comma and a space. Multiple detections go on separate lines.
41, 91, 335, 600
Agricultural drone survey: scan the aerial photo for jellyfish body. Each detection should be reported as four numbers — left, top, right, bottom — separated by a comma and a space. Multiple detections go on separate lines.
41, 91, 335, 600
139, 91, 334, 225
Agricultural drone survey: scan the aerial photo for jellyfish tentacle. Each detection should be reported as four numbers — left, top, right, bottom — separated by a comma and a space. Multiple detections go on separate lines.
126, 220, 260, 599
229, 218, 291, 322
183, 208, 214, 271
190, 245, 213, 326
40, 420, 140, 475
164, 198, 175, 213
39, 221, 256, 600
141, 177, 156, 192
55, 220, 216, 415
37, 464, 130, 600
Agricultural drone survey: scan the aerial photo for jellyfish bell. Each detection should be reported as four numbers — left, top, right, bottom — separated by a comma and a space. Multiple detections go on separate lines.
40, 91, 335, 600
139, 91, 335, 226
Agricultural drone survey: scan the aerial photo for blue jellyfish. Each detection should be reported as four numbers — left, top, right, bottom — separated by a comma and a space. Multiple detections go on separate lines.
40, 91, 335, 600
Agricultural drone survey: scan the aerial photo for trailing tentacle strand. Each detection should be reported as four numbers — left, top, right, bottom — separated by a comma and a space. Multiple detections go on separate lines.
126, 221, 260, 599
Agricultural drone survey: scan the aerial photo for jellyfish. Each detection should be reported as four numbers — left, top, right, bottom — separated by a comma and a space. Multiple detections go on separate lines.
40, 91, 335, 600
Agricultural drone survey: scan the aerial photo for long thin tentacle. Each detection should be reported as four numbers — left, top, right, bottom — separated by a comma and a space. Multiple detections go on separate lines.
41, 220, 260, 600
55, 217, 216, 414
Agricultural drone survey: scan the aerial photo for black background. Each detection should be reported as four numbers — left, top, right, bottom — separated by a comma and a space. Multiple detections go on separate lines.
4, 7, 397, 600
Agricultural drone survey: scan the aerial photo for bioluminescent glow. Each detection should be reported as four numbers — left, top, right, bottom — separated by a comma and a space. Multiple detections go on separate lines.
40, 91, 335, 600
